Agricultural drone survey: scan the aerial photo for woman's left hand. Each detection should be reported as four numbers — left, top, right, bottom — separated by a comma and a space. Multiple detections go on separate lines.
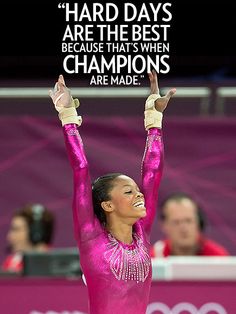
148, 70, 176, 113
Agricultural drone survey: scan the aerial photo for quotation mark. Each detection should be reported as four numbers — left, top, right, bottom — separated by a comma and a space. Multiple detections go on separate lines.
58, 3, 66, 9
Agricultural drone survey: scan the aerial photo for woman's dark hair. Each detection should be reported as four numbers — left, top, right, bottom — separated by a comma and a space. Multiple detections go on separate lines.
13, 204, 55, 245
92, 173, 123, 226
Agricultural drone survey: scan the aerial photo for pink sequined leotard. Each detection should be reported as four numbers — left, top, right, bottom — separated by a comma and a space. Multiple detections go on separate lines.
63, 124, 163, 314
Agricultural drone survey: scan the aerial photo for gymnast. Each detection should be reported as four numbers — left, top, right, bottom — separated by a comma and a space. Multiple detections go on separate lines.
49, 71, 175, 314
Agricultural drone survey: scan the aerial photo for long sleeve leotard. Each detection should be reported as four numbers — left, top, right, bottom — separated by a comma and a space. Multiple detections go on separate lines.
63, 124, 163, 314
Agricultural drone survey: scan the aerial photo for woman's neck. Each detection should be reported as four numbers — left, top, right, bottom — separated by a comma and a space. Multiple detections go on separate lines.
107, 222, 133, 244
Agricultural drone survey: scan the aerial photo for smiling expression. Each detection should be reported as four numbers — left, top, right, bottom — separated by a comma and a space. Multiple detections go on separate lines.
106, 175, 146, 220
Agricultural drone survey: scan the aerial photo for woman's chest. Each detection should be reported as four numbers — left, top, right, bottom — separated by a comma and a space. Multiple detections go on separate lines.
80, 232, 151, 283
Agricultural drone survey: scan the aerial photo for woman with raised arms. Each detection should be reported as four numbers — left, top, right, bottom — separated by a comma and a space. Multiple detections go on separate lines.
49, 71, 175, 314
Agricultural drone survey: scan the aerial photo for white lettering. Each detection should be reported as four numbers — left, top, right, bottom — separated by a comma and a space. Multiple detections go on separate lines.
147, 302, 227, 314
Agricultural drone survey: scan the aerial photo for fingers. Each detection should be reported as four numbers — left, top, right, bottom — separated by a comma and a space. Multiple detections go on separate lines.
54, 93, 65, 106
148, 71, 176, 103
49, 89, 53, 99
49, 81, 66, 106
49, 75, 68, 107
54, 82, 58, 93
49, 81, 62, 99
49, 88, 64, 106
148, 70, 158, 94
56, 75, 68, 94
53, 75, 66, 93
148, 71, 155, 82
59, 74, 66, 86
152, 69, 157, 79
148, 70, 157, 80
166, 88, 176, 100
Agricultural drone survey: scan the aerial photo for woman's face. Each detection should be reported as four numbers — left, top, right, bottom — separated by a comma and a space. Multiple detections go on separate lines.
7, 216, 32, 253
108, 175, 146, 220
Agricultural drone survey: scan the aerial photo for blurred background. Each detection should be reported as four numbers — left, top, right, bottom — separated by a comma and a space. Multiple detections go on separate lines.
0, 0, 236, 264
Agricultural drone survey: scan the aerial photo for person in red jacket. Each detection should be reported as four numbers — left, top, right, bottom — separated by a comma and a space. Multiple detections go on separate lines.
151, 193, 229, 257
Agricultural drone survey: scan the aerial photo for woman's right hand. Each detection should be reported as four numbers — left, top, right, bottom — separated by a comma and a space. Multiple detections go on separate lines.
49, 75, 73, 112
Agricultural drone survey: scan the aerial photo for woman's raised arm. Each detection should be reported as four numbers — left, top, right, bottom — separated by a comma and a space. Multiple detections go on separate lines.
141, 71, 176, 236
49, 75, 101, 244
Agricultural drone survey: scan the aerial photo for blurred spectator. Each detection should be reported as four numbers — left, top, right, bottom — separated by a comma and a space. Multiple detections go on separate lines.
1, 203, 55, 273
151, 193, 229, 257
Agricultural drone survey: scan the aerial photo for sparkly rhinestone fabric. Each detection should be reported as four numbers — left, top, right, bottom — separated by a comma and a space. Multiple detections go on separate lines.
104, 233, 151, 283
